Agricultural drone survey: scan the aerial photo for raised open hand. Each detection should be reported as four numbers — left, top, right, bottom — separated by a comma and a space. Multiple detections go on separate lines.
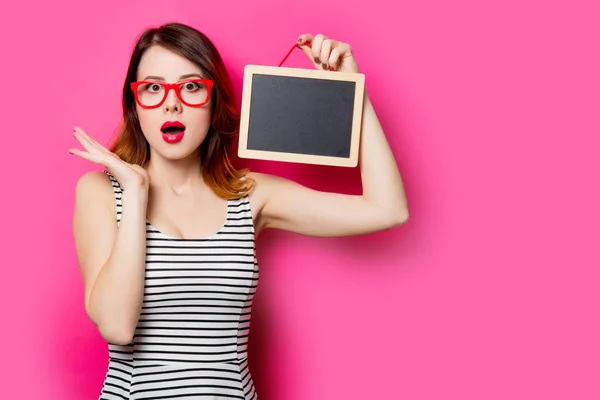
69, 126, 149, 192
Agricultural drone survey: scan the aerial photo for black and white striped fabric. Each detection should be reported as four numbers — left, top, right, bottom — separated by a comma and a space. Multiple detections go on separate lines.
99, 171, 259, 400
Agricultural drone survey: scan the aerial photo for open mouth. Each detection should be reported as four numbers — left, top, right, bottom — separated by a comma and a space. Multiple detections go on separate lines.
161, 126, 185, 135
160, 121, 186, 143
160, 121, 186, 135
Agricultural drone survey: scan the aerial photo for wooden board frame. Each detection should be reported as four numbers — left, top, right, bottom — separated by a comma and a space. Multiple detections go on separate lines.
238, 65, 366, 167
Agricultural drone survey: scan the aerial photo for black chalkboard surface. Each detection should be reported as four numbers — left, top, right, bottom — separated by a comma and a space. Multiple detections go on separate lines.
238, 65, 365, 167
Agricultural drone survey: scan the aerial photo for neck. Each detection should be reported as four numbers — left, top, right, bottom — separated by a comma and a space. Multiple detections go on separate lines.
146, 152, 204, 195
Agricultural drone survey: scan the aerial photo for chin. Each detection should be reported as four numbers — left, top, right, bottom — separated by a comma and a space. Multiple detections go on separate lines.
156, 143, 202, 161
152, 138, 202, 161
144, 128, 208, 160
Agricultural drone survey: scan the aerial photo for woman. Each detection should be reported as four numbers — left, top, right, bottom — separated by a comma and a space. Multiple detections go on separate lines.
70, 22, 408, 400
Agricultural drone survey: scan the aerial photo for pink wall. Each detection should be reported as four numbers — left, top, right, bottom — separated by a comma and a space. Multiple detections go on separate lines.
1, 0, 598, 398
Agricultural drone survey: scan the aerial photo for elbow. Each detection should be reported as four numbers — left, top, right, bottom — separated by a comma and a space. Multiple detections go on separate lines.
389, 208, 409, 227
108, 334, 134, 346
369, 205, 409, 231
88, 309, 135, 345
86, 298, 136, 345
98, 324, 135, 345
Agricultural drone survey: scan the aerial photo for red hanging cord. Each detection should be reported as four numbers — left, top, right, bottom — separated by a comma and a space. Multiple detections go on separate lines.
278, 42, 333, 71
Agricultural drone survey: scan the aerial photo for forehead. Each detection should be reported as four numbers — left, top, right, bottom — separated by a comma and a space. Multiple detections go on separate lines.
137, 45, 205, 80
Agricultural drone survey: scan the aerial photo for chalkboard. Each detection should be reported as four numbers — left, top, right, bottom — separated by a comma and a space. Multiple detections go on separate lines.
238, 65, 365, 167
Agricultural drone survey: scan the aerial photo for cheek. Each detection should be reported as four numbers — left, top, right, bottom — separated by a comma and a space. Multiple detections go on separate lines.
136, 108, 159, 137
188, 108, 213, 130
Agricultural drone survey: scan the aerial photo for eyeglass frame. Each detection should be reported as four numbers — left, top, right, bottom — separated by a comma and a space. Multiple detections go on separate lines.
130, 78, 215, 109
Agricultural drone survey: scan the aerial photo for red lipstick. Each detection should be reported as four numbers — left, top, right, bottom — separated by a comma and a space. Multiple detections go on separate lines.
160, 121, 186, 143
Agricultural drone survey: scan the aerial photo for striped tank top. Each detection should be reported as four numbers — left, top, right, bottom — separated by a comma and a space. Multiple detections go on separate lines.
99, 171, 260, 400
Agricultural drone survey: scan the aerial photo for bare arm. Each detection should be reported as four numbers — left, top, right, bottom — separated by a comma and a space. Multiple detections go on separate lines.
252, 92, 408, 237
71, 127, 150, 345
251, 34, 408, 237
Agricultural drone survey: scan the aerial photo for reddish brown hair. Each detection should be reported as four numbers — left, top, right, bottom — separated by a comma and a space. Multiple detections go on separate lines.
109, 22, 253, 199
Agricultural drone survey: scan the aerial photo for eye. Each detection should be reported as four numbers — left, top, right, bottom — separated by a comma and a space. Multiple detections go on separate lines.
144, 83, 163, 92
183, 81, 202, 91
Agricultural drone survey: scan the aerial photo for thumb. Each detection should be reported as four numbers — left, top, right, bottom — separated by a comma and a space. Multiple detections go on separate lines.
298, 44, 323, 70
297, 36, 323, 70
297, 43, 313, 59
297, 33, 313, 46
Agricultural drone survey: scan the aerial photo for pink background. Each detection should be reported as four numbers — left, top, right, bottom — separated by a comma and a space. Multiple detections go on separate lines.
1, 0, 598, 398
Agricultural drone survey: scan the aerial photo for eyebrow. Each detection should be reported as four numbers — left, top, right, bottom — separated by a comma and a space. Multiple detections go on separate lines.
141, 73, 205, 81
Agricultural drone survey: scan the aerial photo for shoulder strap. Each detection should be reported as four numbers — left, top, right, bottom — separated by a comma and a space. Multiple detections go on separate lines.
103, 169, 123, 227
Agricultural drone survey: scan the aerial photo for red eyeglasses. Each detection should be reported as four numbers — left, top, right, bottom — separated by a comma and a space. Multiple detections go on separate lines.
130, 79, 214, 108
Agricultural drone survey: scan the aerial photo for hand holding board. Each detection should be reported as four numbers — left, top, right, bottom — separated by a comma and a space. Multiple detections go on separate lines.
238, 41, 366, 167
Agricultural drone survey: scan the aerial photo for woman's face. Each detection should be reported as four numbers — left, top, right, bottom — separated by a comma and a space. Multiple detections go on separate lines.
135, 45, 213, 162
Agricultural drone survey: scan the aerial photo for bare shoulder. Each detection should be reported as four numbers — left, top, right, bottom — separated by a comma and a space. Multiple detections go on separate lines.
74, 170, 116, 218
246, 171, 274, 187
73, 170, 117, 247
245, 171, 284, 230
245, 171, 285, 204
76, 170, 113, 190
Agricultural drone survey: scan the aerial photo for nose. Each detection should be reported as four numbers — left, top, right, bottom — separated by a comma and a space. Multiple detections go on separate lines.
163, 87, 182, 113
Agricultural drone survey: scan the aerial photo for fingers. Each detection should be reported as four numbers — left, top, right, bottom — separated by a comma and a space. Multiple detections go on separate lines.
69, 143, 119, 167
298, 33, 328, 64
70, 143, 134, 186
328, 47, 341, 71
328, 43, 351, 71
69, 148, 104, 164
297, 33, 313, 46
298, 33, 349, 71
70, 127, 122, 168
73, 126, 109, 153
69, 127, 149, 191
320, 39, 333, 70
310, 34, 326, 64
297, 43, 315, 64
73, 131, 101, 156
